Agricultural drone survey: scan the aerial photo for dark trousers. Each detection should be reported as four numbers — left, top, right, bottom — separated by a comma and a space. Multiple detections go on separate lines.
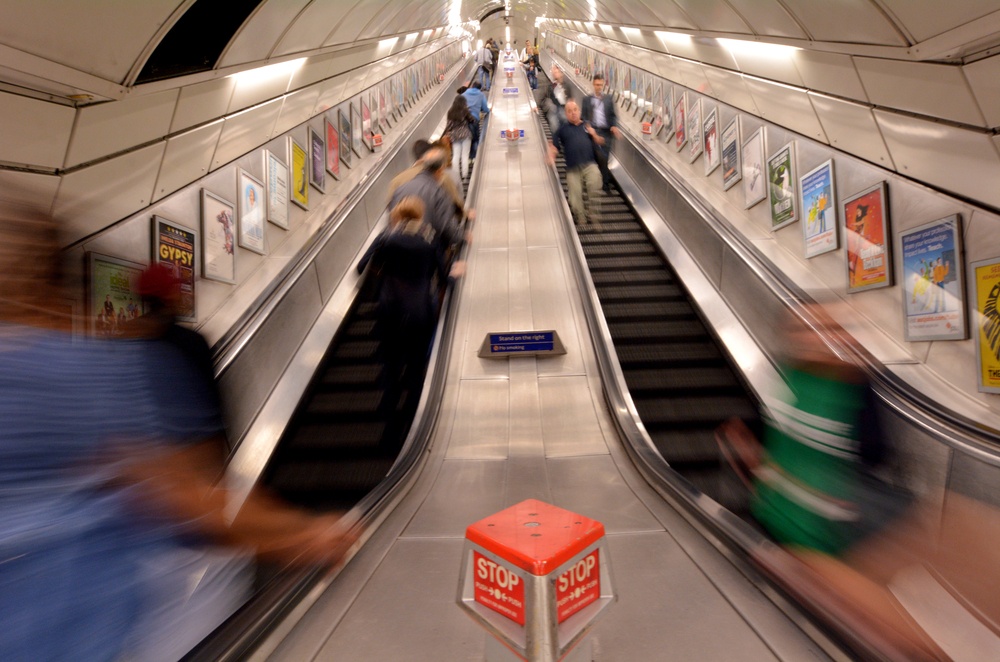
594, 128, 614, 189
469, 116, 481, 160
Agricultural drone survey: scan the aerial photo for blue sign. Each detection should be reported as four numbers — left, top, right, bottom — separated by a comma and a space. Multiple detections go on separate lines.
489, 332, 554, 354
502, 87, 519, 95
500, 129, 525, 139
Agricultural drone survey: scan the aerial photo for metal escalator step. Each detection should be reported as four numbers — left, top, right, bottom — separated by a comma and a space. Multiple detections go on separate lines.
608, 320, 707, 341
332, 340, 380, 361
344, 319, 376, 338
320, 364, 382, 388
578, 232, 649, 245
270, 458, 395, 493
356, 302, 379, 318
601, 301, 695, 320
617, 342, 722, 366
576, 221, 641, 234
590, 212, 637, 223
623, 367, 738, 392
306, 390, 383, 416
650, 429, 721, 464
635, 396, 758, 426
587, 255, 664, 270
596, 284, 682, 300
287, 422, 386, 449
582, 243, 657, 258
591, 269, 670, 285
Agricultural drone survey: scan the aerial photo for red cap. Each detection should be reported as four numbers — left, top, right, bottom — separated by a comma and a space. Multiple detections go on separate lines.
138, 263, 182, 300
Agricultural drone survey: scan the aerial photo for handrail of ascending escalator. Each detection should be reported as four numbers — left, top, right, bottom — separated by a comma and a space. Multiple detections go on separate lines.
182, 66, 488, 662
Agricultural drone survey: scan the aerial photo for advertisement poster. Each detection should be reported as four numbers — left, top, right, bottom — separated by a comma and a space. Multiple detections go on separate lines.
972, 257, 1000, 393
800, 160, 837, 258
350, 102, 364, 157
264, 150, 289, 229
88, 253, 145, 337
361, 98, 373, 151
901, 215, 965, 341
338, 108, 353, 169
703, 107, 720, 176
324, 117, 340, 180
767, 142, 798, 230
237, 169, 266, 255
845, 181, 892, 292
151, 217, 196, 321
369, 92, 379, 141
201, 190, 236, 284
742, 127, 766, 209
721, 117, 742, 190
309, 128, 325, 193
687, 97, 703, 162
674, 91, 686, 152
379, 86, 390, 131
288, 136, 309, 209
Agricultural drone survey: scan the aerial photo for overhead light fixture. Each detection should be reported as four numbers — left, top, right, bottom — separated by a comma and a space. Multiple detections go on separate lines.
231, 58, 305, 85
718, 38, 799, 58
655, 31, 691, 46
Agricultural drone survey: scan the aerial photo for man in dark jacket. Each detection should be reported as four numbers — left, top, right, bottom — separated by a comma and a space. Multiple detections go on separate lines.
581, 74, 621, 192
547, 100, 604, 225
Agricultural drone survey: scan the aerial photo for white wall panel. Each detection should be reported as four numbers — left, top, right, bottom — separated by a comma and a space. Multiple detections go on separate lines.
670, 0, 751, 32
729, 51, 804, 88
963, 54, 1000, 129
0, 92, 74, 169
792, 51, 868, 101
701, 66, 757, 115
54, 143, 164, 243
779, 0, 907, 45
855, 58, 987, 127
153, 120, 224, 203
743, 77, 826, 142
672, 58, 711, 96
621, 29, 659, 52
725, 0, 808, 39
287, 54, 337, 92
875, 109, 1000, 210
275, 1, 358, 56
879, 0, 1000, 42
212, 98, 283, 171
221, 0, 312, 67
272, 85, 322, 138
65, 89, 178, 168
227, 68, 294, 115
314, 75, 349, 114
809, 93, 893, 168
171, 77, 236, 134
626, 1, 693, 29
323, 0, 387, 47
0, 169, 59, 216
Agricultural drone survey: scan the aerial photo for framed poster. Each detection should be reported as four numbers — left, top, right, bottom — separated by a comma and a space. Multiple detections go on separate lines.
370, 92, 379, 139
800, 160, 838, 258
361, 97, 373, 151
687, 97, 703, 163
703, 107, 720, 176
338, 107, 353, 169
324, 116, 340, 180
767, 142, 798, 230
309, 127, 325, 193
237, 169, 266, 255
151, 216, 196, 321
201, 189, 236, 284
350, 102, 364, 157
288, 136, 309, 210
972, 257, 1000, 393
742, 127, 766, 208
379, 86, 391, 131
721, 116, 741, 190
901, 215, 966, 341
264, 150, 289, 229
845, 182, 892, 292
673, 91, 686, 152
87, 252, 146, 337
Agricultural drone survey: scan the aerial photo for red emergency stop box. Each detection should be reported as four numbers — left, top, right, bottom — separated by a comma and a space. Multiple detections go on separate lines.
458, 499, 615, 661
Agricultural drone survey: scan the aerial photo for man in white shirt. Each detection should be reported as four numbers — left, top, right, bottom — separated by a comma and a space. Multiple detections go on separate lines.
473, 42, 493, 91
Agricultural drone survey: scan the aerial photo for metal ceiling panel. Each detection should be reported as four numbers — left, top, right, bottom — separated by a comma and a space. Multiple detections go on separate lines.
620, 28, 660, 52
220, 0, 313, 67
275, 0, 362, 56
313, 74, 348, 115
0, 91, 74, 169
728, 50, 805, 88
855, 57, 987, 127
0, 0, 180, 82
323, 0, 394, 47
792, 50, 868, 101
672, 58, 712, 95
153, 120, 225, 203
287, 54, 338, 92
372, 0, 443, 39
964, 54, 1000, 128
170, 77, 236, 133
724, 0, 808, 39
65, 89, 179, 168
808, 92, 893, 168
272, 85, 322, 138
55, 142, 165, 243
878, 0, 1000, 43
742, 76, 826, 142
874, 108, 1000, 210
701, 65, 758, 115
0, 169, 59, 217
669, 0, 752, 33
226, 65, 296, 115
625, 0, 696, 29
660, 36, 737, 71
211, 98, 283, 171
778, 0, 907, 46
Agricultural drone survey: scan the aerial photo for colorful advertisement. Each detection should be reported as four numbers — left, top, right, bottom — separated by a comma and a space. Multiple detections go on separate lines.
237, 169, 266, 255
703, 107, 720, 176
973, 257, 1000, 393
721, 117, 741, 190
901, 216, 965, 341
687, 97, 703, 163
309, 128, 325, 193
152, 217, 196, 321
88, 253, 145, 337
800, 160, 837, 258
767, 142, 798, 230
324, 117, 340, 180
674, 92, 686, 152
845, 182, 892, 292
289, 137, 309, 210
201, 190, 235, 284
742, 127, 766, 209
265, 150, 289, 229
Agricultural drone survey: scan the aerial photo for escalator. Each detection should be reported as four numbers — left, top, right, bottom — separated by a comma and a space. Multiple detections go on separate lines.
536, 82, 759, 520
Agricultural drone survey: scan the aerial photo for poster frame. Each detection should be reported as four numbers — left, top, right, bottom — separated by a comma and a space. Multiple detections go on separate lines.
971, 255, 1000, 393
150, 215, 197, 322
237, 168, 266, 255
900, 215, 966, 342
87, 252, 147, 337
287, 136, 309, 210
200, 189, 236, 285
844, 181, 893, 293
767, 141, 799, 230
799, 159, 838, 258
742, 126, 767, 209
264, 149, 289, 229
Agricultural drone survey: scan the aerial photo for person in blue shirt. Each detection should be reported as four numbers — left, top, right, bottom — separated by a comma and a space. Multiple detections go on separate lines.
461, 82, 490, 160
547, 99, 605, 225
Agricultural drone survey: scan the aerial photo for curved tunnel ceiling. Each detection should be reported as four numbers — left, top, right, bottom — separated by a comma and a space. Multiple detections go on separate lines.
1, 0, 999, 102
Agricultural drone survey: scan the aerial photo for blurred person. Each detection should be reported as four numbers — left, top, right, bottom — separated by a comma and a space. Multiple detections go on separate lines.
445, 94, 476, 181
716, 304, 1000, 660
430, 136, 475, 226
487, 38, 500, 81
388, 138, 434, 202
357, 196, 465, 414
547, 99, 605, 226
0, 216, 353, 661
581, 73, 621, 192
388, 148, 469, 254
473, 40, 493, 91
522, 40, 539, 90
543, 65, 572, 133
461, 82, 490, 160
